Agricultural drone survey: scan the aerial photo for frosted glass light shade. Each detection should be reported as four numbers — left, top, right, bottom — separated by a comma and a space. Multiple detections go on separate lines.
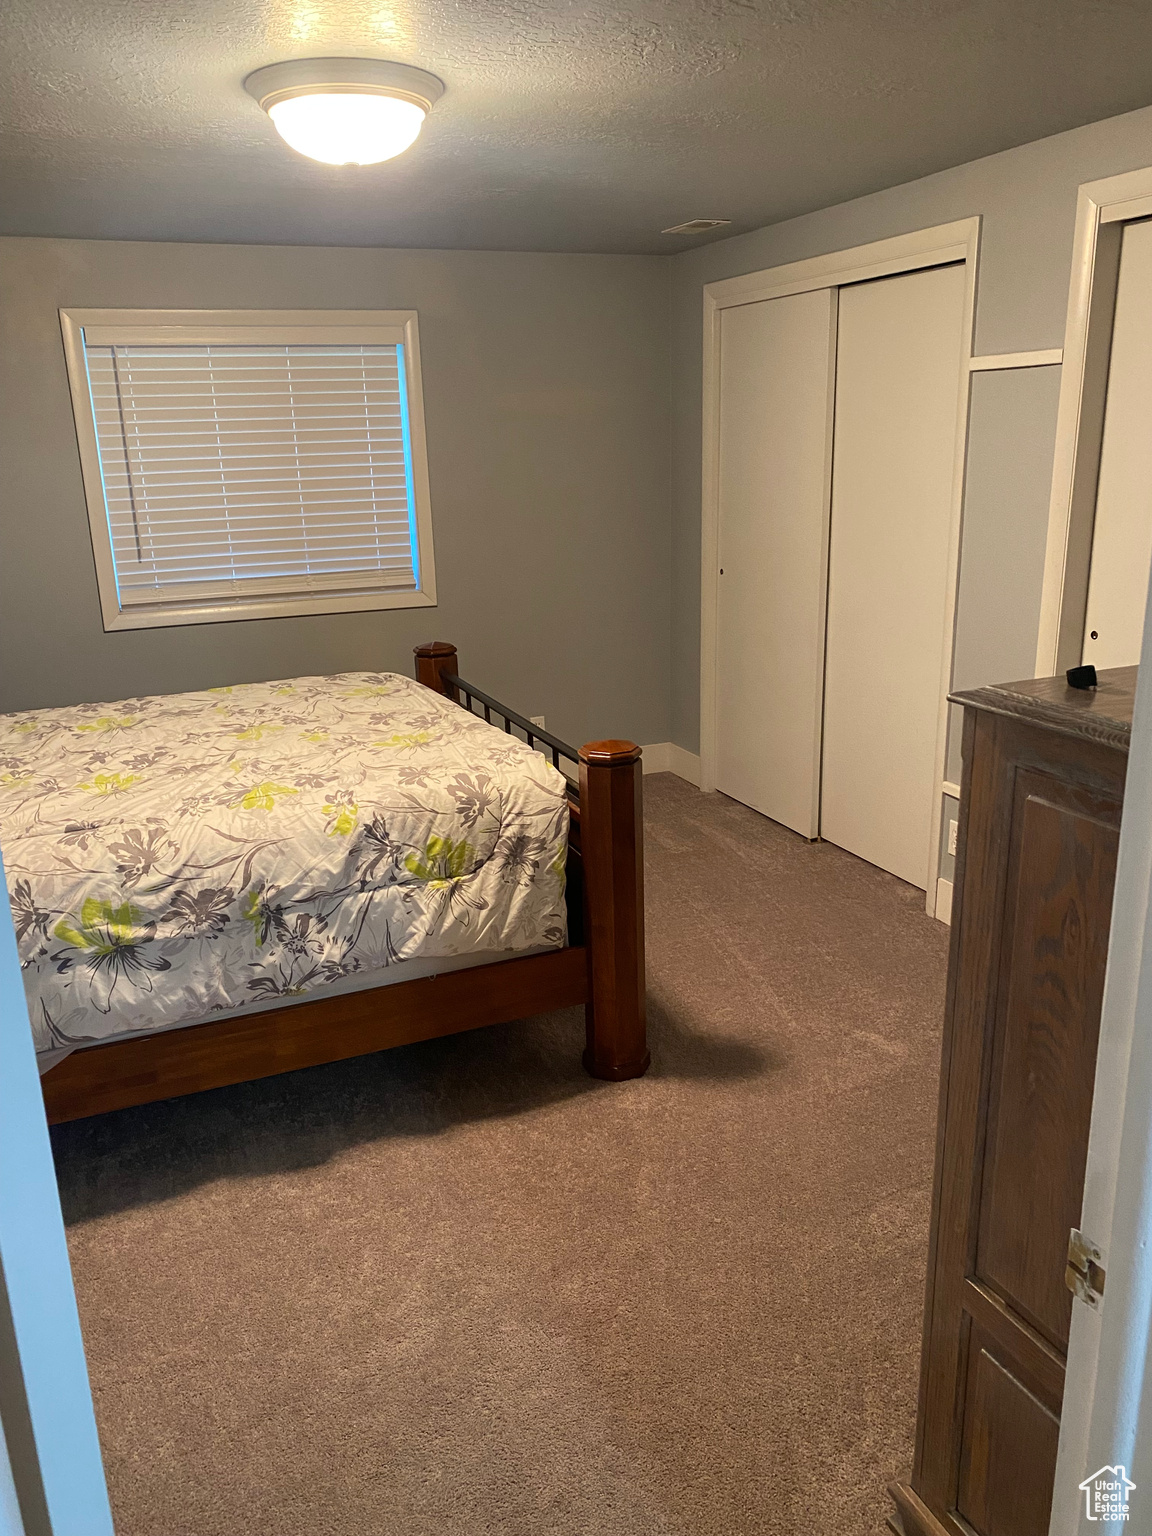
245, 60, 445, 168
268, 93, 426, 165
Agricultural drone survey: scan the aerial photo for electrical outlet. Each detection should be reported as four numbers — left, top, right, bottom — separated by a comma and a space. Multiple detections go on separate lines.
948, 819, 958, 858
530, 715, 546, 730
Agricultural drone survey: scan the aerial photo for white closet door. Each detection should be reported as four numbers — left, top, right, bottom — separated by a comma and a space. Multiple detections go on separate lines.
1083, 218, 1152, 670
715, 288, 837, 836
821, 263, 966, 889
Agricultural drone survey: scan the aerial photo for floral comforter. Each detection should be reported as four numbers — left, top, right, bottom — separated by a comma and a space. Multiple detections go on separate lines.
0, 672, 570, 1057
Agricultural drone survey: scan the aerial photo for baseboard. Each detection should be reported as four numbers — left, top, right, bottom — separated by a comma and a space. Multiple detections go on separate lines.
640, 743, 701, 786
935, 877, 953, 926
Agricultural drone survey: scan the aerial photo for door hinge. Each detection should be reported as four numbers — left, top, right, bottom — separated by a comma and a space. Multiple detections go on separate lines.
1067, 1228, 1106, 1308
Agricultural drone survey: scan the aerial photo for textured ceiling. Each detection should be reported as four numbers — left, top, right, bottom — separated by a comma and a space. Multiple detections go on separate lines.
2, 0, 1152, 254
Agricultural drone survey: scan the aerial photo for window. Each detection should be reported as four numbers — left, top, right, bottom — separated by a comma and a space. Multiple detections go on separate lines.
60, 309, 436, 629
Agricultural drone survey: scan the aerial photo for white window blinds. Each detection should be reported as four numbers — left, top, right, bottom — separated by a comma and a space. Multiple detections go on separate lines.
81, 341, 420, 608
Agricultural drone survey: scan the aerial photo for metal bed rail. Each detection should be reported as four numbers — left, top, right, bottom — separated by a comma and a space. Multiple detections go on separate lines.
440, 670, 581, 791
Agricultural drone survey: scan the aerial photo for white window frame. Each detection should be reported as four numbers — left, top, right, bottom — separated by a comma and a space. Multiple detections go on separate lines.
59, 307, 438, 631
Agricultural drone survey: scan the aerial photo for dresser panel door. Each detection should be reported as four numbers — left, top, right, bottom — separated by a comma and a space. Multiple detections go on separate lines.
914, 709, 1127, 1536
956, 1324, 1061, 1536
975, 771, 1120, 1349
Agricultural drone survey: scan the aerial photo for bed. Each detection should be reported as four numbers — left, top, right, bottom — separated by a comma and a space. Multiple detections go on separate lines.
1, 642, 647, 1122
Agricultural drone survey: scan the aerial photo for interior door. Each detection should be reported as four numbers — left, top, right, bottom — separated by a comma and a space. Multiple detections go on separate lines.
1082, 217, 1152, 670
714, 288, 837, 836
820, 263, 966, 889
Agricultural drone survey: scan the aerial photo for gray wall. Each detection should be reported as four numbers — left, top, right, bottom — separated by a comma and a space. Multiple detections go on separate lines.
946, 365, 1064, 781
935, 363, 1064, 888
0, 238, 672, 750
669, 100, 1152, 756
8, 96, 1152, 787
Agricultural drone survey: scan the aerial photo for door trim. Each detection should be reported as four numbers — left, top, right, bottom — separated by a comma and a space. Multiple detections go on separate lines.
700, 218, 981, 913
0, 844, 114, 1535
969, 349, 1064, 372
1036, 166, 1152, 676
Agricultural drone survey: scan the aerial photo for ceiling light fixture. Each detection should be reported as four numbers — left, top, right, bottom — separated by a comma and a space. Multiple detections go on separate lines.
244, 58, 445, 166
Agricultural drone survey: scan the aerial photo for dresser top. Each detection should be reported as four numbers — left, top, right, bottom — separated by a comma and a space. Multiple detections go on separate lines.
950, 666, 1138, 753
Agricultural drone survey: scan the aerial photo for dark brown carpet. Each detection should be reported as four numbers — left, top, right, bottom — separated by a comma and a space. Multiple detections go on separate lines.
52, 775, 949, 1536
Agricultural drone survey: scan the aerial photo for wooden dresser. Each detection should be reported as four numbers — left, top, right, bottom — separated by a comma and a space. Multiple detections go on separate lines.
890, 667, 1136, 1536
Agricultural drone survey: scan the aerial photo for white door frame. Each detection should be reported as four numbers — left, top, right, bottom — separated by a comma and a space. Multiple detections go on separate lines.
0, 845, 113, 1535
700, 218, 981, 914
1036, 166, 1152, 676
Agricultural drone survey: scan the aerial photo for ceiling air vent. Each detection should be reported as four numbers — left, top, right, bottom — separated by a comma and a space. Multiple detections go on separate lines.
661, 218, 732, 235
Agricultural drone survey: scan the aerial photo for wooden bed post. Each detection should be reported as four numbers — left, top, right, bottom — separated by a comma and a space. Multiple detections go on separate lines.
579, 741, 650, 1081
413, 640, 459, 699
413, 641, 648, 1080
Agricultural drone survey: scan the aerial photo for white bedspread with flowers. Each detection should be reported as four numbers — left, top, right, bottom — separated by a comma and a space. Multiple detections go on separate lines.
0, 672, 569, 1057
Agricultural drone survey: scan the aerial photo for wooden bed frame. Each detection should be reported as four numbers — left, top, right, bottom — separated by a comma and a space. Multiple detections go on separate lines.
39, 642, 649, 1124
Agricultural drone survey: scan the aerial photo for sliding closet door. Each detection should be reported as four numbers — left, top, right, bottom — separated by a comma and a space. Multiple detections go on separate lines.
715, 288, 836, 836
1082, 217, 1152, 669
821, 263, 965, 889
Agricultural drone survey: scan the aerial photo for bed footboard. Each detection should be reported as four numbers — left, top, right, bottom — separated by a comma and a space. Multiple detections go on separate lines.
414, 641, 649, 1081
578, 741, 649, 1079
